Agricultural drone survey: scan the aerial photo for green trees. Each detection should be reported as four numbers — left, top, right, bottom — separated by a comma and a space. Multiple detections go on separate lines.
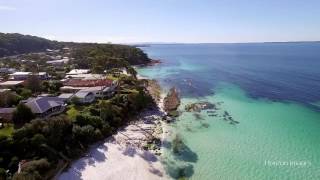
71, 44, 151, 71
72, 125, 99, 144
126, 66, 137, 79
12, 158, 51, 180
99, 100, 113, 121
41, 81, 63, 94
0, 168, 6, 179
12, 103, 35, 125
0, 91, 21, 107
19, 88, 32, 99
26, 75, 41, 93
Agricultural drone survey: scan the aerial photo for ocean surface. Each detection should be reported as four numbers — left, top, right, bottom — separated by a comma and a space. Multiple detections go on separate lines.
137, 43, 320, 180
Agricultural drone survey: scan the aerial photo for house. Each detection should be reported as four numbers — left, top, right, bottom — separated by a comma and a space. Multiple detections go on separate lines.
66, 69, 90, 75
81, 85, 117, 98
63, 79, 115, 87
0, 108, 15, 123
35, 72, 49, 80
65, 73, 105, 80
0, 89, 11, 93
60, 86, 86, 93
73, 91, 95, 104
0, 68, 16, 74
23, 96, 67, 117
9, 72, 49, 80
58, 93, 74, 102
46, 57, 69, 66
9, 72, 31, 80
0, 81, 24, 88
62, 47, 70, 53
60, 79, 118, 97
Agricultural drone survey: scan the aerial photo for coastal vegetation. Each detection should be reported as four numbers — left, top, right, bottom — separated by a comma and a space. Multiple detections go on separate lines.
0, 33, 157, 179
0, 76, 154, 179
70, 43, 151, 70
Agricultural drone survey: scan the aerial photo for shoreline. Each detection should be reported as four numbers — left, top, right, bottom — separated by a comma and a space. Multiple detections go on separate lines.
58, 76, 169, 180
58, 107, 168, 180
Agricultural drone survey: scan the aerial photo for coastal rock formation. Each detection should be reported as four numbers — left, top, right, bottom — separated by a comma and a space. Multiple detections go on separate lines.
222, 111, 239, 125
185, 101, 216, 112
163, 87, 180, 115
145, 79, 161, 102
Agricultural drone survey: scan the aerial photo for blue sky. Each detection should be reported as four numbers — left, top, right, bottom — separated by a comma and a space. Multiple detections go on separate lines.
1, 0, 319, 43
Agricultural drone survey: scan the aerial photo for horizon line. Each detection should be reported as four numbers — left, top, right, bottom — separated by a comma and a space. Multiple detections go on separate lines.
2, 32, 320, 45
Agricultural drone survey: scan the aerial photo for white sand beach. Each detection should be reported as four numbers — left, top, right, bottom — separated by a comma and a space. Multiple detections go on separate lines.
58, 109, 168, 180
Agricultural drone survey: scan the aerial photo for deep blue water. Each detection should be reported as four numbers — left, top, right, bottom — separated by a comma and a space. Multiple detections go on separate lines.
140, 43, 320, 108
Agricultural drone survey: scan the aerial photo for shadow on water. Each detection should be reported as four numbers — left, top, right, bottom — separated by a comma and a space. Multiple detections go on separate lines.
174, 144, 198, 163
172, 134, 198, 163
163, 159, 195, 179
162, 139, 172, 149
161, 134, 198, 179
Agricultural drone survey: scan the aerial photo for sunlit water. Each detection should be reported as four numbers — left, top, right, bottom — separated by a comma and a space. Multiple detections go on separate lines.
137, 43, 320, 180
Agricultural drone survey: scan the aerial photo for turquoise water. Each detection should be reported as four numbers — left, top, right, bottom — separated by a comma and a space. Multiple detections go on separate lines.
137, 43, 320, 180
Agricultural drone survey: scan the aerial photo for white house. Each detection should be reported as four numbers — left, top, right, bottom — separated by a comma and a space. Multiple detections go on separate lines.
46, 57, 69, 66
0, 81, 24, 88
9, 72, 49, 80
65, 74, 105, 80
66, 69, 90, 75
9, 72, 31, 80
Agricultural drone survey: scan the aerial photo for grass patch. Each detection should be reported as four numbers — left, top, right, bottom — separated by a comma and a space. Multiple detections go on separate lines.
0, 124, 14, 137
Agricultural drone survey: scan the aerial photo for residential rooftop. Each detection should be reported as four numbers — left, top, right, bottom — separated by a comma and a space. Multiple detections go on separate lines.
63, 79, 114, 87
66, 69, 90, 75
65, 74, 105, 80
24, 96, 65, 114
0, 81, 24, 86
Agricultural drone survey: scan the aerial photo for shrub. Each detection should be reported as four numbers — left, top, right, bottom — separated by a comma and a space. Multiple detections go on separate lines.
12, 103, 35, 125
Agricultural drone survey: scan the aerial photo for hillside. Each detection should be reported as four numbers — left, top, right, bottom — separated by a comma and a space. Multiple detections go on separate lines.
0, 33, 151, 66
0, 33, 60, 57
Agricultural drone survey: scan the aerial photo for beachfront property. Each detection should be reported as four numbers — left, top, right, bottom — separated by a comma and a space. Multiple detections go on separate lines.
63, 79, 115, 87
60, 79, 117, 97
22, 96, 67, 118
73, 91, 95, 104
9, 72, 49, 80
80, 86, 115, 98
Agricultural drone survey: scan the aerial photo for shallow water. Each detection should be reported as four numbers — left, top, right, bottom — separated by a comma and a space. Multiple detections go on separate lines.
137, 43, 320, 180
